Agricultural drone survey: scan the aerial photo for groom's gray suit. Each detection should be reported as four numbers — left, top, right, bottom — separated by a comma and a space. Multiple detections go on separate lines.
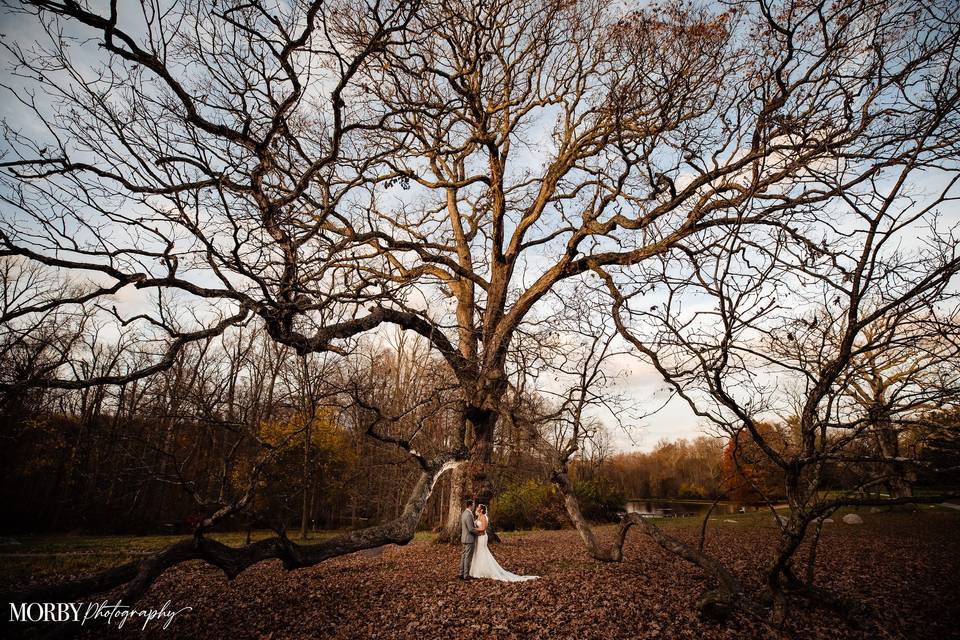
459, 507, 478, 578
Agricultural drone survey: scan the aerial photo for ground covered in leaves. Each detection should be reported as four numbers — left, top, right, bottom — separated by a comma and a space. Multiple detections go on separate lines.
8, 509, 960, 640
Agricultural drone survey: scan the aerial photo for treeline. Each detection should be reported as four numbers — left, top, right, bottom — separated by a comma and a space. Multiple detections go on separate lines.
0, 314, 602, 535
0, 321, 468, 535
719, 420, 960, 505
0, 301, 730, 535
486, 437, 727, 531
4, 301, 957, 536
597, 437, 725, 500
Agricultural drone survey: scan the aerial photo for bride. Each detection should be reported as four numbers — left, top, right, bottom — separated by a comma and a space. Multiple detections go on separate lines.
469, 504, 538, 582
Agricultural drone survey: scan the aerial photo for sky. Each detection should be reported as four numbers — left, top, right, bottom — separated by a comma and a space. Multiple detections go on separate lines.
2, 2, 957, 454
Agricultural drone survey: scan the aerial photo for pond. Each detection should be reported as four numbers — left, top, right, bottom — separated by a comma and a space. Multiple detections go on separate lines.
623, 500, 766, 518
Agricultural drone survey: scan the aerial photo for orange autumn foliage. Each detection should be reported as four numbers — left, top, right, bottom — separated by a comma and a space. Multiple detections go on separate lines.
720, 422, 792, 503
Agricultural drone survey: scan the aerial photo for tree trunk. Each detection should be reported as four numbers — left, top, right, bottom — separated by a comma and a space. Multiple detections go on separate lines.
551, 467, 746, 619
466, 407, 497, 505
467, 408, 505, 543
300, 414, 312, 539
436, 462, 466, 543
875, 421, 913, 501
553, 467, 621, 561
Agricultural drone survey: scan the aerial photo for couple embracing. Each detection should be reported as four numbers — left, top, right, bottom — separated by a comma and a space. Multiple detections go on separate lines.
458, 498, 537, 582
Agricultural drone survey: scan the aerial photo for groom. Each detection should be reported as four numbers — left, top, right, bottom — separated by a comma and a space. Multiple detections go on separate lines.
458, 498, 478, 580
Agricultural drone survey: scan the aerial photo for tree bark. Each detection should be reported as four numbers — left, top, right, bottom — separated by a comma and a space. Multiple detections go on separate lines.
551, 470, 746, 618
875, 420, 914, 501
553, 468, 622, 561
436, 461, 466, 543
300, 413, 312, 539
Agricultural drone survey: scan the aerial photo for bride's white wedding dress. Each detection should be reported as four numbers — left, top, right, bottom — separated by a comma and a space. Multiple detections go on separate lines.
469, 515, 538, 582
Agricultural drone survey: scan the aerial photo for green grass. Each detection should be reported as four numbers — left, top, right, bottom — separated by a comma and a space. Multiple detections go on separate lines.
0, 528, 346, 555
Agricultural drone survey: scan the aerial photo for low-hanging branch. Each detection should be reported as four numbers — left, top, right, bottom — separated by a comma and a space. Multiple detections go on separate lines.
3, 456, 464, 608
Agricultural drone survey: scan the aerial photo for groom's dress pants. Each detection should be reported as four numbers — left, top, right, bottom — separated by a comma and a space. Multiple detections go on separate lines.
460, 542, 475, 577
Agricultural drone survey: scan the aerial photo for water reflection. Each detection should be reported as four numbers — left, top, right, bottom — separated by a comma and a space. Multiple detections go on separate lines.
624, 500, 765, 518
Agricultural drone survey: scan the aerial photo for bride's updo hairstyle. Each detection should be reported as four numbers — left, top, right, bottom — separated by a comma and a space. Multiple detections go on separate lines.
477, 504, 487, 514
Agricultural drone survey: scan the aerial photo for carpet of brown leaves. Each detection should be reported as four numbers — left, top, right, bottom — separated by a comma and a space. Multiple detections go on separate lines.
37, 511, 960, 639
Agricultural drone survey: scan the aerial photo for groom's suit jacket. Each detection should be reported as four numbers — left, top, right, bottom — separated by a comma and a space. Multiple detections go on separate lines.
460, 508, 478, 544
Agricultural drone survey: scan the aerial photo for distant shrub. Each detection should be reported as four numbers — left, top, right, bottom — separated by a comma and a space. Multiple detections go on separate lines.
493, 477, 625, 530
493, 480, 565, 531
677, 483, 707, 500
571, 478, 625, 522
